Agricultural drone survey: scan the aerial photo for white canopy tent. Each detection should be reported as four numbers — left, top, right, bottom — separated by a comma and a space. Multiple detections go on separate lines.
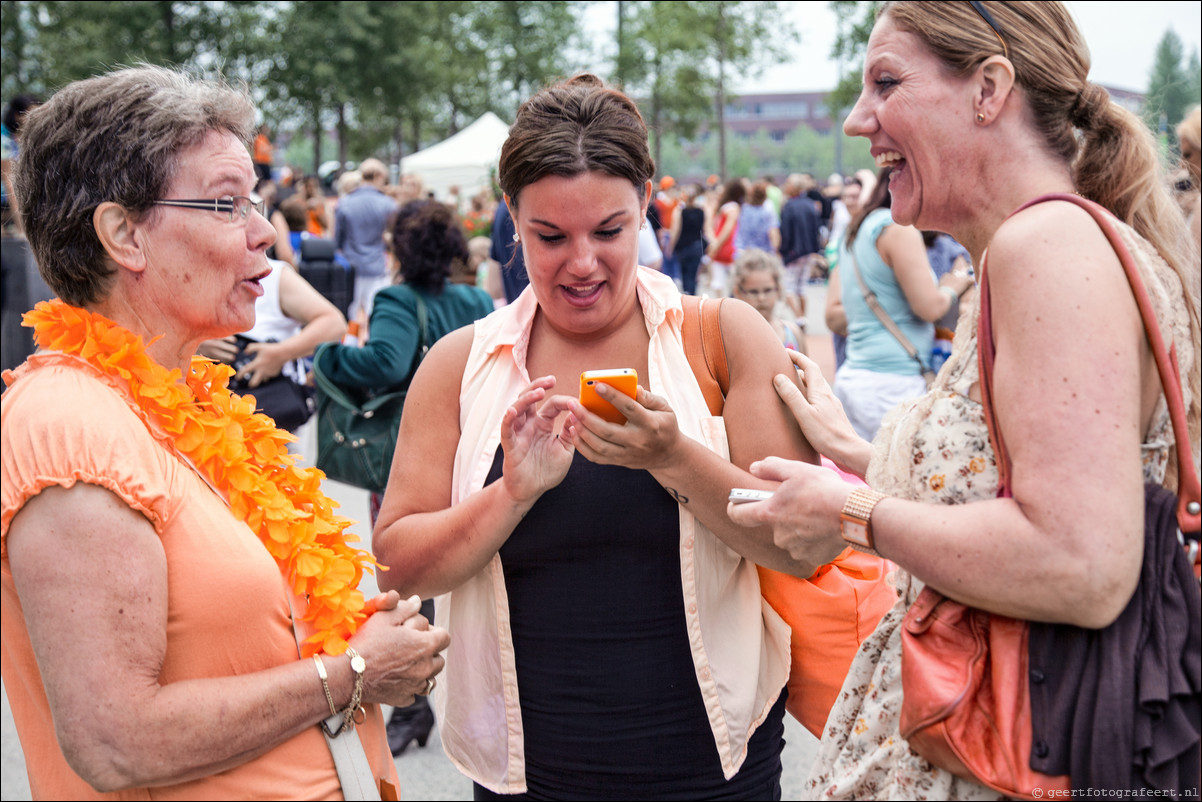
399, 112, 510, 202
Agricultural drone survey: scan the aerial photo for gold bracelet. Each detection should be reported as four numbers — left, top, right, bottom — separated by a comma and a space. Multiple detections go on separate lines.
343, 647, 367, 731
313, 655, 344, 736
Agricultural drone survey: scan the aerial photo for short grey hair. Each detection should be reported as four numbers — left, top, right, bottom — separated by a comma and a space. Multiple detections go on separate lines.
15, 65, 256, 305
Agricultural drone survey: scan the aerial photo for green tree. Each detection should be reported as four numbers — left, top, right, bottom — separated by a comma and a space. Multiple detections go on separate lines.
654, 124, 875, 184
1144, 27, 1192, 145
692, 1, 799, 180
827, 1, 882, 117
618, 1, 718, 173
1188, 47, 1202, 102
1, 0, 36, 97
467, 1, 586, 121
2, 1, 267, 97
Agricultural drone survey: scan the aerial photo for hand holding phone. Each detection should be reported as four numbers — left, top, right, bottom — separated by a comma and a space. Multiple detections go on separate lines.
579, 369, 638, 424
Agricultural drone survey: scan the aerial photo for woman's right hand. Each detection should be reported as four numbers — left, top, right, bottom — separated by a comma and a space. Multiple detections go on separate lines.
350, 592, 451, 708
775, 351, 872, 478
498, 376, 576, 505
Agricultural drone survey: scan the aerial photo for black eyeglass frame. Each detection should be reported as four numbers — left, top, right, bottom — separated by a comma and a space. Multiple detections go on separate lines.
152, 195, 265, 223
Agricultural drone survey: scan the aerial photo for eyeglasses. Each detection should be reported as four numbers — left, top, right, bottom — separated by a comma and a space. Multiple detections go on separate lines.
738, 285, 778, 298
153, 195, 265, 223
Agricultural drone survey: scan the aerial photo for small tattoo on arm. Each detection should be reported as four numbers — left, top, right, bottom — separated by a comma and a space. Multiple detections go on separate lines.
666, 487, 690, 505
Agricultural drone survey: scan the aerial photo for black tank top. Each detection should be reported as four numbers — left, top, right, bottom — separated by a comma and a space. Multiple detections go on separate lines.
677, 206, 706, 250
481, 448, 786, 800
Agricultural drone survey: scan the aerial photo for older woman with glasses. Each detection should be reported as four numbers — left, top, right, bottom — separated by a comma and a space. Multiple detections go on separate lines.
1, 65, 450, 800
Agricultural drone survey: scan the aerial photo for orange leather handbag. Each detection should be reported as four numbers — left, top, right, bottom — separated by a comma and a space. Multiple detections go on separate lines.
899, 194, 1201, 799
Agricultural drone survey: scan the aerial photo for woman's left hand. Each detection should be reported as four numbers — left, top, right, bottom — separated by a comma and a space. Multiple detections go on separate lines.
561, 383, 682, 472
726, 456, 850, 565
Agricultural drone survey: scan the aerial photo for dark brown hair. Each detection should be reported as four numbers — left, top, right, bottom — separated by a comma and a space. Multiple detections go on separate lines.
498, 74, 654, 209
392, 200, 469, 293
845, 166, 892, 247
718, 178, 746, 208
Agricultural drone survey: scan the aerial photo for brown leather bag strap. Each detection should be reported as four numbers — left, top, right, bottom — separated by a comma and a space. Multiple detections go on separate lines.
978, 192, 1200, 531
681, 295, 729, 416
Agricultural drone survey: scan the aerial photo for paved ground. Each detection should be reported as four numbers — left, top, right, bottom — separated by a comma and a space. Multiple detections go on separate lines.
2, 285, 831, 800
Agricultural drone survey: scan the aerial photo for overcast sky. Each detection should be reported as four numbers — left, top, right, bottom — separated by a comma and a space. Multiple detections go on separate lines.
584, 2, 1202, 96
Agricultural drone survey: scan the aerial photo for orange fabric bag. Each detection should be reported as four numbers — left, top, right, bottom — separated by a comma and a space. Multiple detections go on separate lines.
759, 545, 896, 736
681, 294, 897, 736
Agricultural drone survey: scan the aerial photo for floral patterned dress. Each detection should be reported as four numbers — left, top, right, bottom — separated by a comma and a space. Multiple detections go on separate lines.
803, 218, 1196, 801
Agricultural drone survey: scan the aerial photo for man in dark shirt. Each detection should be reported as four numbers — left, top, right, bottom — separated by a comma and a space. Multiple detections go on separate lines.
490, 199, 528, 304
779, 173, 823, 319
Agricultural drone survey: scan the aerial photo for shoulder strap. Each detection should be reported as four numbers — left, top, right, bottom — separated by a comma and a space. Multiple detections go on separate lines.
412, 290, 430, 362
977, 192, 1200, 532
285, 592, 383, 801
681, 295, 729, 416
846, 247, 933, 377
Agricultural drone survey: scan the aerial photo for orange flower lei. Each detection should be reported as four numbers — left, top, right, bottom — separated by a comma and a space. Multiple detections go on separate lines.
24, 299, 379, 657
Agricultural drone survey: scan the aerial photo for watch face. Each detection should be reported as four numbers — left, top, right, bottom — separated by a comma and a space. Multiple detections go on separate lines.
841, 519, 872, 549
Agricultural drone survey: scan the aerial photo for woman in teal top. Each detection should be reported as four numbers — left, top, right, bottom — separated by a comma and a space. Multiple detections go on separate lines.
834, 167, 973, 441
316, 200, 495, 393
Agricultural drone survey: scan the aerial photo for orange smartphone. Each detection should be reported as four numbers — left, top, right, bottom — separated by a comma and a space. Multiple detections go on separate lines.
579, 369, 638, 423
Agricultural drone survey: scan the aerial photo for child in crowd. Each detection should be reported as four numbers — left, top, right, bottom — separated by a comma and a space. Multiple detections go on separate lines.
732, 248, 806, 353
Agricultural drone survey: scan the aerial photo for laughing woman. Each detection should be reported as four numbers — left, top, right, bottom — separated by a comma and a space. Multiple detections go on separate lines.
728, 2, 1199, 799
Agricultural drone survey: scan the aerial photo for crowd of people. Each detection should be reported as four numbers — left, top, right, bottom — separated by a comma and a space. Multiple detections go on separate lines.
1, 1, 1200, 800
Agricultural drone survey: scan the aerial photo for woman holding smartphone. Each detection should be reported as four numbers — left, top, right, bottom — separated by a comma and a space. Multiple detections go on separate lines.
371, 74, 820, 799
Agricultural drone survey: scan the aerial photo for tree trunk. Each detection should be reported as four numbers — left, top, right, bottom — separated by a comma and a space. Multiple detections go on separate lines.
312, 104, 322, 176
615, 0, 626, 87
392, 122, 404, 184
337, 102, 348, 171
652, 71, 663, 175
160, 1, 177, 64
834, 58, 845, 176
716, 3, 728, 180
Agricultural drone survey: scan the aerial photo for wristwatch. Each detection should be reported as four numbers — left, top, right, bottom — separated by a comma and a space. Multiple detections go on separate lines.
840, 487, 889, 552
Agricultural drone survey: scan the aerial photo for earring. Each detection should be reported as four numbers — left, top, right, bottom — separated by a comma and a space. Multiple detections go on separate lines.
976, 112, 986, 124
512, 232, 520, 243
